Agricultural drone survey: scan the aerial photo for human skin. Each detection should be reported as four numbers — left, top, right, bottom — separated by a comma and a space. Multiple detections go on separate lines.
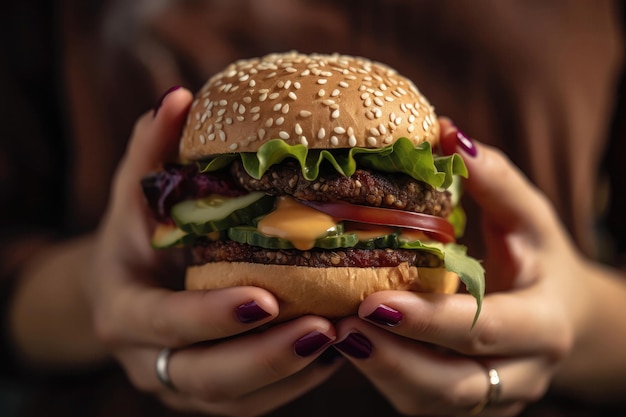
9, 90, 626, 416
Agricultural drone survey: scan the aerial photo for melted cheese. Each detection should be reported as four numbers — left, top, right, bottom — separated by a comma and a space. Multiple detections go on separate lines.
257, 197, 338, 250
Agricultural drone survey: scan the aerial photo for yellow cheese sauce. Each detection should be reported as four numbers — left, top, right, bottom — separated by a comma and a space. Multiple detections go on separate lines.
257, 196, 339, 250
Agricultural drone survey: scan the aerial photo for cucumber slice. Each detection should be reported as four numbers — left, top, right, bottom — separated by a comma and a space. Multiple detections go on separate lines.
356, 233, 401, 249
172, 193, 274, 234
228, 226, 359, 250
151, 223, 193, 248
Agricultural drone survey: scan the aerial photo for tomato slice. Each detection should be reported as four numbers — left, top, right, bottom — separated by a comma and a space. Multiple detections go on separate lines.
300, 200, 456, 244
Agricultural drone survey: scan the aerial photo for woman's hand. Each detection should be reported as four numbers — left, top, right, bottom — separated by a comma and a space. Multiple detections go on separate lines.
85, 87, 341, 416
332, 118, 592, 416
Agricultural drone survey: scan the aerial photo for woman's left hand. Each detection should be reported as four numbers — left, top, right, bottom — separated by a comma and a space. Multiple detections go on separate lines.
332, 119, 590, 416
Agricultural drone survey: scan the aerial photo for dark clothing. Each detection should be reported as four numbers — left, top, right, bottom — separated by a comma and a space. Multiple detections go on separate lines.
1, 1, 625, 416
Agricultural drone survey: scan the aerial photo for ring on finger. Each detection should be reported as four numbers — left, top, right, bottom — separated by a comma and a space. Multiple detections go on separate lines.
469, 367, 501, 416
156, 347, 177, 391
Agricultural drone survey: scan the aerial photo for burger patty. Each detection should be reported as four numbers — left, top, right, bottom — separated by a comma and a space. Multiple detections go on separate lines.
191, 240, 444, 268
231, 160, 452, 217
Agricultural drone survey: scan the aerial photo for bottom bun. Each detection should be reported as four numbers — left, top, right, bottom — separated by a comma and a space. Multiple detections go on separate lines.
185, 262, 459, 321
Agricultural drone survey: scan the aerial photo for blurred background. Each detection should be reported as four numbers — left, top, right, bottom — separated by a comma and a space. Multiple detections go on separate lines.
1, 1, 624, 416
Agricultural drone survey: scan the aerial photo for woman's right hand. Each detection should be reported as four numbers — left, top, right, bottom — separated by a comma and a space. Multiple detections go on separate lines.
85, 87, 341, 416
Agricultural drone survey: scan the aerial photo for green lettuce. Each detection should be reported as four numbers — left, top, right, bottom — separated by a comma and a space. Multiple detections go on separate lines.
198, 138, 467, 190
399, 240, 485, 326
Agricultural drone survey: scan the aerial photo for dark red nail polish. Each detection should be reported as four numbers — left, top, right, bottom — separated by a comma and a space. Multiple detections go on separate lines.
334, 332, 372, 359
235, 300, 271, 324
294, 331, 333, 357
153, 85, 181, 117
365, 304, 403, 327
456, 129, 478, 157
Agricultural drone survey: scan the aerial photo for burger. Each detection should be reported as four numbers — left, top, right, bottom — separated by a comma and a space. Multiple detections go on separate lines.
142, 52, 484, 322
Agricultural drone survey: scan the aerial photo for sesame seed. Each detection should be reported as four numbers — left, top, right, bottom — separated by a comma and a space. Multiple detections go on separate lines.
379, 124, 387, 134
282, 104, 290, 114
390, 112, 396, 122
331, 89, 340, 97
219, 130, 226, 141
285, 67, 297, 73
217, 108, 226, 116
339, 81, 349, 88
219, 99, 227, 106
422, 120, 429, 131
243, 97, 252, 103
331, 109, 340, 119
367, 136, 377, 146
208, 133, 216, 141
318, 89, 326, 97
229, 143, 238, 150
365, 111, 375, 120
300, 136, 308, 146
239, 74, 249, 82
370, 127, 380, 136
360, 92, 370, 100
349, 135, 357, 147
295, 123, 303, 135
249, 80, 256, 87
318, 127, 326, 139
258, 129, 266, 140
265, 72, 277, 79
330, 136, 339, 146
199, 134, 206, 144
374, 97, 384, 107
299, 110, 312, 118
364, 98, 372, 107
225, 117, 233, 125
265, 118, 273, 127
276, 117, 285, 125
334, 126, 346, 134
273, 103, 282, 112
322, 99, 335, 106
236, 116, 244, 122
269, 93, 280, 100
250, 106, 260, 113
279, 131, 290, 139
408, 125, 415, 133
284, 80, 292, 89
288, 92, 297, 100
380, 83, 387, 90
251, 113, 260, 121
238, 104, 246, 114
317, 79, 328, 85
294, 82, 301, 89
259, 93, 268, 101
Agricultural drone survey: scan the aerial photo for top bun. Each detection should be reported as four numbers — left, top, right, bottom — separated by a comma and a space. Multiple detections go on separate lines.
180, 52, 439, 160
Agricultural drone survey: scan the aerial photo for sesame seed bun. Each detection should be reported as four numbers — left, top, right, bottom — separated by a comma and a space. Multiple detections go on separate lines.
179, 52, 439, 160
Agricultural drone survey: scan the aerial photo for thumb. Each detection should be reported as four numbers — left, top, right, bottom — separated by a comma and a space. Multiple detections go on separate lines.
439, 118, 555, 238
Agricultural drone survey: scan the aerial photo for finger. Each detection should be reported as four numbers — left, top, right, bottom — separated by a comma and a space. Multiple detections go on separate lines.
96, 285, 280, 347
438, 118, 558, 240
333, 318, 552, 416
160, 353, 341, 416
123, 86, 192, 181
165, 316, 337, 400
357, 289, 571, 358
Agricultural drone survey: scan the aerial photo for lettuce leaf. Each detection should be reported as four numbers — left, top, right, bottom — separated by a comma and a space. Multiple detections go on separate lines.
399, 240, 485, 325
198, 138, 467, 190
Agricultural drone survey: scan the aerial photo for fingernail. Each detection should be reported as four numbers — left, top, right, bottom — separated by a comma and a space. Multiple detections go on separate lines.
334, 332, 372, 359
456, 129, 478, 157
153, 85, 181, 117
235, 300, 271, 324
294, 330, 333, 358
365, 304, 403, 327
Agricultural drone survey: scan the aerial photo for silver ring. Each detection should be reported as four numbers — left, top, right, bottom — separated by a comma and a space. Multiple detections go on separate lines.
156, 348, 176, 391
469, 368, 501, 416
